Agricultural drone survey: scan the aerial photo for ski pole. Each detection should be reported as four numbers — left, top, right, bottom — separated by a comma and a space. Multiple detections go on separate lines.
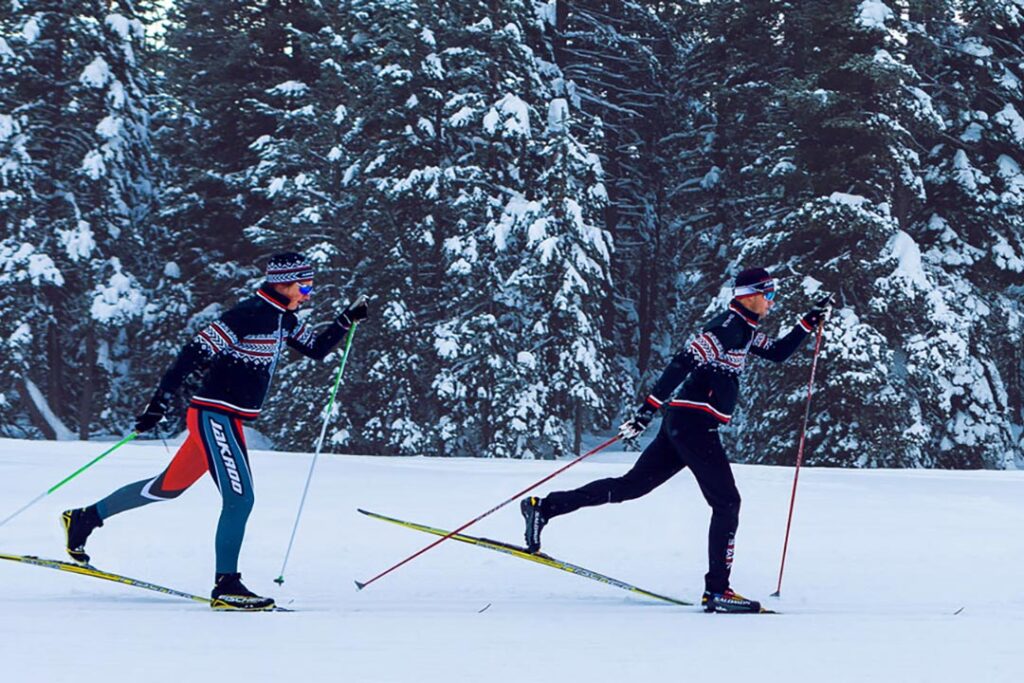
355, 433, 622, 591
275, 311, 362, 585
0, 432, 139, 529
771, 319, 826, 597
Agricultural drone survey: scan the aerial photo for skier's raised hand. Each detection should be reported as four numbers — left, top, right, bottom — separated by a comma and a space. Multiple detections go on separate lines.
337, 294, 369, 327
802, 292, 835, 329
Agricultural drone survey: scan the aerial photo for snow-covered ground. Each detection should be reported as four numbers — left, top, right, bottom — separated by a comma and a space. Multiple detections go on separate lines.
1, 437, 1022, 682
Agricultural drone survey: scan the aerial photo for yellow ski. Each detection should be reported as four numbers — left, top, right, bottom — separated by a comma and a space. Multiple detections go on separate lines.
0, 552, 290, 611
358, 509, 692, 606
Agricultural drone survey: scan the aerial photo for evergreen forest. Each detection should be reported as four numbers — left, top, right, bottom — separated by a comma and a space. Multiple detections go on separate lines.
2, 1, 1022, 468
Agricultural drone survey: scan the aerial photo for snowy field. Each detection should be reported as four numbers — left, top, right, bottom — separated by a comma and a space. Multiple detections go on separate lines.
0, 436, 1022, 683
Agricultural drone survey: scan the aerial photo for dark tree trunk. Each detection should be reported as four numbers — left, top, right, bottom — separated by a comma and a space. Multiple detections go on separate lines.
77, 327, 96, 441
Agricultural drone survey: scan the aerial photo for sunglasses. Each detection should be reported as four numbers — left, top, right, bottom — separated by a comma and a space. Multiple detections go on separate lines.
297, 283, 314, 295
764, 290, 776, 301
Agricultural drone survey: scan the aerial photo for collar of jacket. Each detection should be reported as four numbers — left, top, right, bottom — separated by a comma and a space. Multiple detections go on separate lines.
256, 282, 291, 312
728, 298, 761, 328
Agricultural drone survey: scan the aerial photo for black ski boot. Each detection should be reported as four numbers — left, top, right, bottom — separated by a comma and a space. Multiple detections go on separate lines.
211, 573, 275, 611
61, 505, 103, 565
702, 588, 763, 614
520, 496, 547, 554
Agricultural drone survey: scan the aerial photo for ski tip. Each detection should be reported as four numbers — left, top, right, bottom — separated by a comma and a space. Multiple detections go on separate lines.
273, 576, 284, 586
354, 580, 366, 591
356, 508, 370, 516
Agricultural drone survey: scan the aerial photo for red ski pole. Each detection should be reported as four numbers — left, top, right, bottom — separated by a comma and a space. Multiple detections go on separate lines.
771, 319, 825, 597
355, 434, 622, 590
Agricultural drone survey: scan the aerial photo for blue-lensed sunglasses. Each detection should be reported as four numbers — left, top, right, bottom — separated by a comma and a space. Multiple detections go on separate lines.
298, 283, 314, 295
764, 290, 776, 301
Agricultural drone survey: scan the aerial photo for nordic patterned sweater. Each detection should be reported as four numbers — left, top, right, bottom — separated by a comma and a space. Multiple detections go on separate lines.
153, 283, 350, 420
643, 299, 815, 425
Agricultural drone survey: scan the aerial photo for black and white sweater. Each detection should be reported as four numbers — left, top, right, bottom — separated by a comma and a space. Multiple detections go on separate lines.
643, 299, 815, 425
154, 283, 350, 420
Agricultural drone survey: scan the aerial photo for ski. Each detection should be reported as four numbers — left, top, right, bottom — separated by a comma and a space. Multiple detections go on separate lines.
357, 509, 693, 606
0, 552, 292, 612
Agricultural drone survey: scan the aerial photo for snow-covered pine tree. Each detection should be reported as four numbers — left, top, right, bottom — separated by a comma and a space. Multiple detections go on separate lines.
498, 97, 614, 456
0, 6, 64, 437
903, 0, 1024, 467
243, 1, 614, 457
552, 1, 682, 414
422, 2, 615, 458
158, 0, 320, 268
725, 0, 1018, 468
150, 0, 334, 439
238, 0, 444, 453
1, 1, 173, 439
426, 2, 566, 459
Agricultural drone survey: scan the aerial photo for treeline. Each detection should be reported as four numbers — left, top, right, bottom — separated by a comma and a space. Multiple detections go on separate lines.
1, 1, 1021, 467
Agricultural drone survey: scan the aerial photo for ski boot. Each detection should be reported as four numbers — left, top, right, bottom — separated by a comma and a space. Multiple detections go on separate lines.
61, 505, 103, 565
520, 496, 547, 554
211, 573, 275, 611
702, 588, 763, 614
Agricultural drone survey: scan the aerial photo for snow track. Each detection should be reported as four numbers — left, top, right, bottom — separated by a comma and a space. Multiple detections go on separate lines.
0, 438, 1021, 682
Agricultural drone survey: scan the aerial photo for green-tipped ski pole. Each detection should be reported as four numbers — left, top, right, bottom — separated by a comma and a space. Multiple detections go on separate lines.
0, 432, 139, 529
275, 312, 361, 586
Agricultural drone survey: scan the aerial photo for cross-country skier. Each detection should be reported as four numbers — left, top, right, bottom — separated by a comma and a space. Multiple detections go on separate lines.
60, 253, 367, 610
521, 268, 831, 613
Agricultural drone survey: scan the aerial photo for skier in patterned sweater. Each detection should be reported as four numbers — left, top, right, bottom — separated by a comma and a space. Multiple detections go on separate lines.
61, 253, 368, 610
521, 268, 831, 613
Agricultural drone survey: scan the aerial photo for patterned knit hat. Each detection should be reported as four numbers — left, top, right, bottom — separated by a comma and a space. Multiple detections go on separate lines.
265, 252, 315, 284
733, 267, 775, 298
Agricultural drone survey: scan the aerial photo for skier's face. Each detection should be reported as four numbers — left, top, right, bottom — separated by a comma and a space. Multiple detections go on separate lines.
746, 292, 774, 315
280, 280, 314, 310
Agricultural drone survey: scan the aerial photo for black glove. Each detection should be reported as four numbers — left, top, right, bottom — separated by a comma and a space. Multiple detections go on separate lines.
802, 292, 835, 329
134, 390, 171, 434
619, 403, 657, 441
337, 296, 368, 327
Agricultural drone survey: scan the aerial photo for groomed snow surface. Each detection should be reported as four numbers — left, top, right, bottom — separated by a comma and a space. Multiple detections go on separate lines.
1, 437, 1022, 682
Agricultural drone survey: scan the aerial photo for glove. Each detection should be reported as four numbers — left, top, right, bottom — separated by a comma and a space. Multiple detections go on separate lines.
134, 390, 172, 434
337, 296, 368, 327
802, 292, 835, 329
618, 403, 657, 441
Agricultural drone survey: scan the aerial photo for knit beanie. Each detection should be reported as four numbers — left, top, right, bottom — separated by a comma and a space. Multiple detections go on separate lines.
265, 252, 314, 284
733, 267, 774, 298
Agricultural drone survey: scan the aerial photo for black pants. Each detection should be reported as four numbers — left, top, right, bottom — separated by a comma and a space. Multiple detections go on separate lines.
543, 410, 741, 593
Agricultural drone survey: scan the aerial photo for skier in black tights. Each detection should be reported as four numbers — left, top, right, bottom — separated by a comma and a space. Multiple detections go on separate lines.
521, 267, 831, 613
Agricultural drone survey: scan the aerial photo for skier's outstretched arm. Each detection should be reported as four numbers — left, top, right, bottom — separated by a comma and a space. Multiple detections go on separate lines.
287, 297, 368, 360
750, 294, 833, 363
